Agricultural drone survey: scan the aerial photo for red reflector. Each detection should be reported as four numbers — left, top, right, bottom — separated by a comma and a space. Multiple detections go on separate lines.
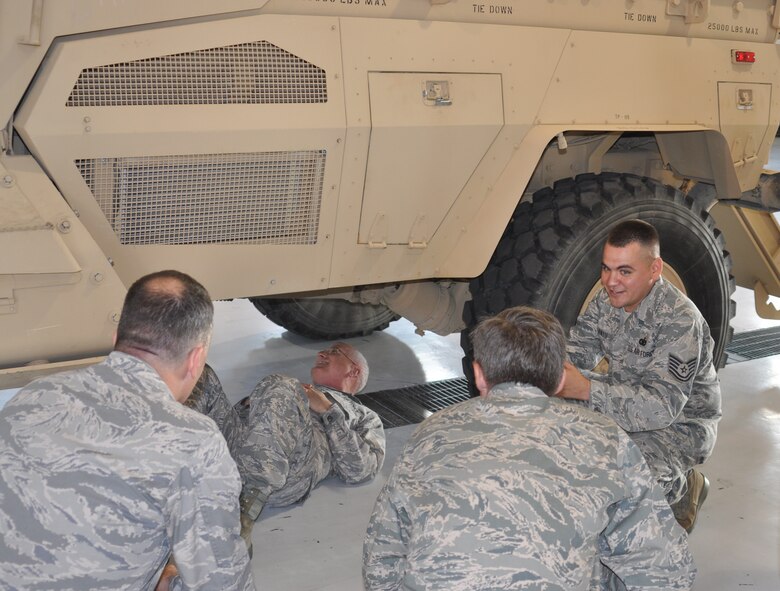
732, 50, 756, 63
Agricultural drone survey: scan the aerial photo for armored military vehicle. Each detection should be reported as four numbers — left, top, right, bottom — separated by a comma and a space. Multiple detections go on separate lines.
3, 0, 780, 386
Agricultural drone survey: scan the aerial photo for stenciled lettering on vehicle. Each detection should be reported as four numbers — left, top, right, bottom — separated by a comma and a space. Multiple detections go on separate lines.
624, 12, 658, 23
307, 0, 389, 6
472, 4, 514, 15
707, 22, 760, 35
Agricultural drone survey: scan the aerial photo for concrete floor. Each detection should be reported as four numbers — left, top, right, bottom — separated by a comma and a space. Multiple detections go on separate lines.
193, 285, 779, 591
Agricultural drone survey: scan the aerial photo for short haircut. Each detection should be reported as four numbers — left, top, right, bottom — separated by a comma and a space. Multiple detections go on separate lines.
470, 306, 566, 395
115, 270, 213, 364
335, 342, 370, 394
350, 346, 370, 393
606, 219, 660, 258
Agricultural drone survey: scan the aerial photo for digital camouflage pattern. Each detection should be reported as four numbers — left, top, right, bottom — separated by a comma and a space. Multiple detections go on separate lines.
0, 352, 254, 591
567, 279, 722, 502
188, 368, 385, 519
363, 383, 695, 591
185, 363, 243, 455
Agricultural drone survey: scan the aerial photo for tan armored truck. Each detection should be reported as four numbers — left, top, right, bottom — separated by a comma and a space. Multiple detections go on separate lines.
3, 0, 780, 386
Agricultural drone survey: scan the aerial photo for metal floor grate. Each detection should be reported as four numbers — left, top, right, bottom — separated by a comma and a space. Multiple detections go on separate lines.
726, 327, 780, 363
358, 377, 472, 428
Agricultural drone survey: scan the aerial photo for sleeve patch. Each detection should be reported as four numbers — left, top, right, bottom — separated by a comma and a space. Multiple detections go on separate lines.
668, 353, 697, 382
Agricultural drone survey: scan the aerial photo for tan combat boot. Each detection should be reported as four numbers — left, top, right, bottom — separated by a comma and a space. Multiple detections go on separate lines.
672, 468, 710, 533
240, 511, 255, 559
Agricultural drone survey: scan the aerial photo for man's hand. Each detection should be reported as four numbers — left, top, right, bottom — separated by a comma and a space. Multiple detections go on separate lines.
154, 562, 178, 591
302, 383, 333, 414
556, 361, 591, 401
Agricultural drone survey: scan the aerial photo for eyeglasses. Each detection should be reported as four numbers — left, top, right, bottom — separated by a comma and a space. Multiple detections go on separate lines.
322, 345, 359, 367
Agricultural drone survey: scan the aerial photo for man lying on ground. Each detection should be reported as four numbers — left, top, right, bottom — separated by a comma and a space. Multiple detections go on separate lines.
187, 342, 385, 547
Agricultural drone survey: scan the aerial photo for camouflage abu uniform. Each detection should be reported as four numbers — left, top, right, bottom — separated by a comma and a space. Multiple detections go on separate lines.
0, 352, 254, 591
187, 366, 385, 519
186, 362, 244, 454
363, 383, 695, 591
568, 278, 722, 502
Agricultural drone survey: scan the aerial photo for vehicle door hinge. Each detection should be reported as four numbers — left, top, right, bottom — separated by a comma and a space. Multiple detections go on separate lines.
408, 214, 429, 249
20, 0, 44, 46
367, 213, 388, 249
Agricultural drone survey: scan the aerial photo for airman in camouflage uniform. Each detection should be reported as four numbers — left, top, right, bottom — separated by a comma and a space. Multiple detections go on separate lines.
363, 306, 694, 591
561, 220, 721, 532
187, 343, 385, 522
0, 271, 254, 591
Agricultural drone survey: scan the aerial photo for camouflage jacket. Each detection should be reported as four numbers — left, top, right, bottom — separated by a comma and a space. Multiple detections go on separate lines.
568, 279, 722, 441
363, 382, 695, 591
317, 384, 386, 483
188, 369, 385, 518
0, 352, 254, 591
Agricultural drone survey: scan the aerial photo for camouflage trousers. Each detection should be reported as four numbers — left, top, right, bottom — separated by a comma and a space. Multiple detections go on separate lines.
237, 375, 332, 519
630, 421, 716, 504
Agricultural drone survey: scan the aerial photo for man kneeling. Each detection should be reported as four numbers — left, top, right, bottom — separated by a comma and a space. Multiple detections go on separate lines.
363, 307, 694, 591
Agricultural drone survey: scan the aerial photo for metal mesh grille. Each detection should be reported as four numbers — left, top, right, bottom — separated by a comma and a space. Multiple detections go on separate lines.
67, 41, 327, 106
76, 151, 325, 246
359, 378, 472, 428
725, 326, 780, 363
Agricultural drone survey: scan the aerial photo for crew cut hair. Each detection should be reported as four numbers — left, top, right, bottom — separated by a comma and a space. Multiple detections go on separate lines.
471, 306, 566, 395
606, 219, 660, 257
115, 270, 213, 364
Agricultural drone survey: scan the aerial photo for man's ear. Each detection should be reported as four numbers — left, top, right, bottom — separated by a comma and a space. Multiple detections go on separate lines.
472, 361, 490, 397
185, 343, 207, 380
651, 256, 663, 281
111, 330, 118, 347
553, 370, 566, 396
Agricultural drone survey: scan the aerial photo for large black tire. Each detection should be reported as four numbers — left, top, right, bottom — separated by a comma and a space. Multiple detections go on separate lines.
462, 173, 735, 387
250, 297, 399, 340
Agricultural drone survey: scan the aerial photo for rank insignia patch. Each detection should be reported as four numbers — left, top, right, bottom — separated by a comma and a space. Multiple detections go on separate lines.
668, 353, 696, 382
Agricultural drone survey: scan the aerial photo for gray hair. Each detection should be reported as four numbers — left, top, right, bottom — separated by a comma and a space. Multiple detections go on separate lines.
470, 306, 566, 395
115, 270, 213, 364
338, 343, 369, 394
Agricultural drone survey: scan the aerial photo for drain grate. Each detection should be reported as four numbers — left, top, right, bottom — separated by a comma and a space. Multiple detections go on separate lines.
358, 377, 472, 428
726, 327, 780, 363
